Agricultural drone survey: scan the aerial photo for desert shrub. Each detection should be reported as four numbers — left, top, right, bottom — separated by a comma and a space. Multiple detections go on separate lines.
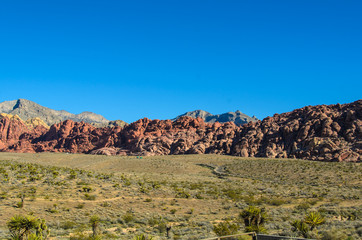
150, 181, 161, 189
133, 234, 154, 240
295, 201, 311, 211
75, 203, 85, 209
68, 171, 77, 179
175, 188, 190, 198
321, 228, 349, 240
82, 186, 93, 192
61, 220, 77, 230
187, 208, 194, 214
16, 201, 24, 208
77, 181, 89, 185
148, 215, 161, 227
157, 219, 167, 233
100, 201, 111, 207
267, 197, 289, 206
213, 221, 239, 236
84, 193, 96, 200
139, 185, 148, 193
195, 192, 204, 199
122, 210, 135, 223
0, 191, 7, 199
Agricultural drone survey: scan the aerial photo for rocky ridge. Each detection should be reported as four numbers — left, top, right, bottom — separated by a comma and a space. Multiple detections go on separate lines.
175, 109, 258, 125
0, 99, 127, 128
0, 100, 360, 162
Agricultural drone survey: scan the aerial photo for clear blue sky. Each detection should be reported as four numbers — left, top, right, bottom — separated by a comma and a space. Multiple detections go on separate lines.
0, 0, 361, 123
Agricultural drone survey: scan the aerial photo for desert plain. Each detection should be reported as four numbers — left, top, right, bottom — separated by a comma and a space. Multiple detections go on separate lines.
0, 153, 360, 239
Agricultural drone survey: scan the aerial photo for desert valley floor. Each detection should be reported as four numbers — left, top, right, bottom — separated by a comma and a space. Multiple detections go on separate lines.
0, 153, 360, 239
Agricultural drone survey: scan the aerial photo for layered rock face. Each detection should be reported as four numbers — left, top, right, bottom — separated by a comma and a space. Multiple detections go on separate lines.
0, 100, 360, 162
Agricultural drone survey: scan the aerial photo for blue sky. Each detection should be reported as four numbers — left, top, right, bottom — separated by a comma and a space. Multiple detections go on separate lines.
0, 0, 361, 123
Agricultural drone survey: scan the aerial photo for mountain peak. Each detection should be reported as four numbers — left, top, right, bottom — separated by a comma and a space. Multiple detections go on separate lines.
0, 98, 125, 128
13, 98, 30, 109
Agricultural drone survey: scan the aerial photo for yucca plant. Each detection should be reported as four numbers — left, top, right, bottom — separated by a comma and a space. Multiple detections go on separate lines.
291, 220, 309, 238
239, 206, 267, 233
291, 211, 326, 238
304, 211, 325, 231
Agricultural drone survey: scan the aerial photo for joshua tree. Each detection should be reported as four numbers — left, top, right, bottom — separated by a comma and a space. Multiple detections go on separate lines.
7, 215, 49, 240
89, 215, 101, 238
239, 206, 267, 233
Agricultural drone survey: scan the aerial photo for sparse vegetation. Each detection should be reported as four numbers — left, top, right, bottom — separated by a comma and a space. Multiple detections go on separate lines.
0, 153, 360, 239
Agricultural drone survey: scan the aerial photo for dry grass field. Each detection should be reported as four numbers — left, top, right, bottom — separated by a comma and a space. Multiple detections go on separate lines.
0, 152, 360, 239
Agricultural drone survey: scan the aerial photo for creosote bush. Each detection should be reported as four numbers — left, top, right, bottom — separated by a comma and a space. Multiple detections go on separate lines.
213, 221, 239, 236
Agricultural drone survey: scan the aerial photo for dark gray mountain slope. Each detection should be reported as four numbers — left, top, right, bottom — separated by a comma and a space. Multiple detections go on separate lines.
175, 109, 258, 125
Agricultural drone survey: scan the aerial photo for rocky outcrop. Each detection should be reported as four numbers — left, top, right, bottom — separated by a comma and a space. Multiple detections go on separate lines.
231, 100, 361, 162
0, 100, 360, 162
35, 120, 123, 153
0, 115, 48, 153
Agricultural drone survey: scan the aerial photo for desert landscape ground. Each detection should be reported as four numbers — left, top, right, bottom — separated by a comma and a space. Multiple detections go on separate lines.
0, 153, 360, 239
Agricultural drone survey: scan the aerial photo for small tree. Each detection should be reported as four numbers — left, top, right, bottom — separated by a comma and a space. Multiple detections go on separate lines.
89, 215, 100, 238
239, 206, 267, 233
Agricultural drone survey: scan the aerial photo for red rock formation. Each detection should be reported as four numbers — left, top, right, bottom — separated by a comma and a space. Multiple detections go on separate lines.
33, 120, 123, 153
0, 116, 48, 152
0, 100, 360, 162
231, 100, 361, 162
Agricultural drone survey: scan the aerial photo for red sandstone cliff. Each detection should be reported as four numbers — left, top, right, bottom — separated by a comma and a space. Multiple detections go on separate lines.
0, 100, 360, 162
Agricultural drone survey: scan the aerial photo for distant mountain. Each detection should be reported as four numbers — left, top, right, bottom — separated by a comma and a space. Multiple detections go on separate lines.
175, 110, 258, 125
0, 99, 127, 128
